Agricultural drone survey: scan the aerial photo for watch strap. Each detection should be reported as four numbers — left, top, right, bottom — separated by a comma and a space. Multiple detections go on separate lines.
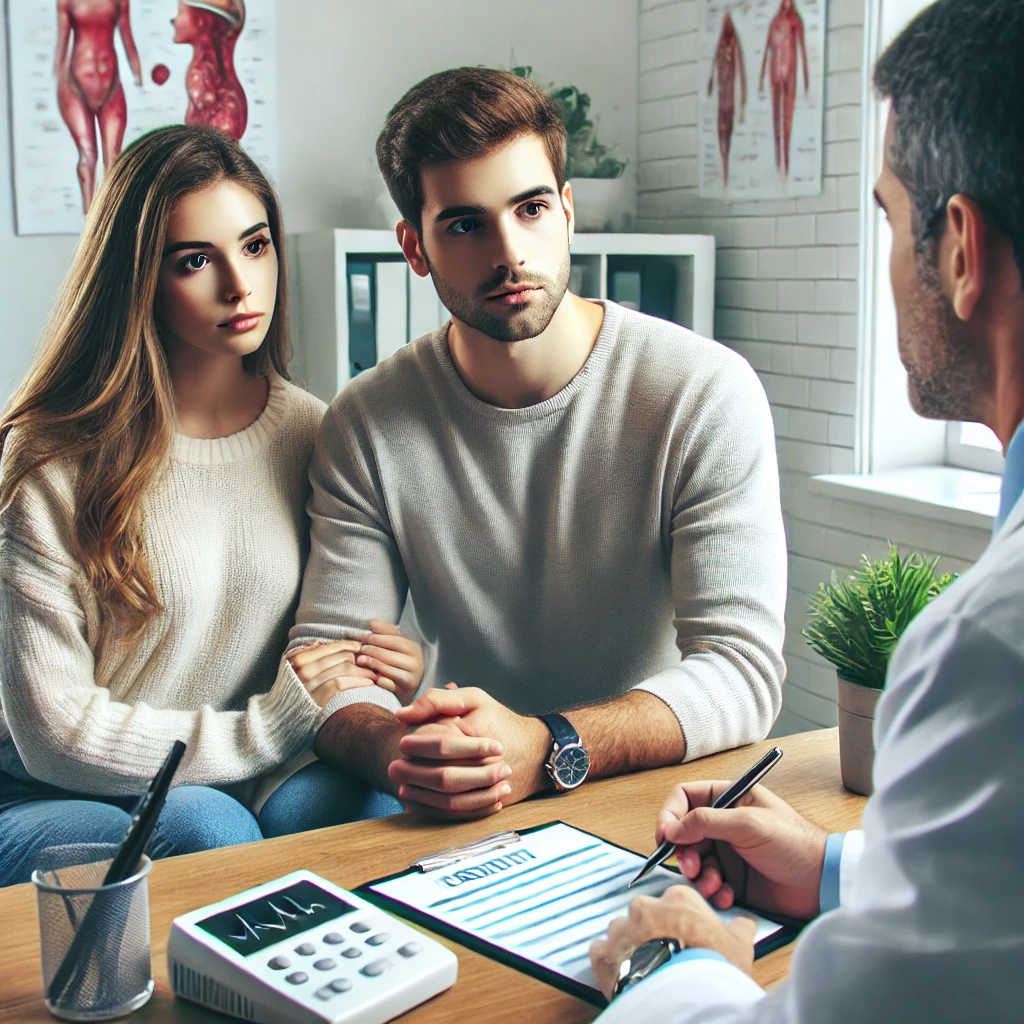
538, 712, 579, 750
612, 937, 682, 998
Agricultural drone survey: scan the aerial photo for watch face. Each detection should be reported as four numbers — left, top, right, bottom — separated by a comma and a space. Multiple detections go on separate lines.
552, 742, 590, 789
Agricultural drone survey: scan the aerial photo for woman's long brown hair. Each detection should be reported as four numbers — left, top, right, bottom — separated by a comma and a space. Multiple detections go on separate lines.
0, 125, 291, 633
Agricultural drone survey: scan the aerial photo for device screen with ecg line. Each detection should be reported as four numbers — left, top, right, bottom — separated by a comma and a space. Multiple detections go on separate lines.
196, 880, 356, 957
359, 821, 798, 1006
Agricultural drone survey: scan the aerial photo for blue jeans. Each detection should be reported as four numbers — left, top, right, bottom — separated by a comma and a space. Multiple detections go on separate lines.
0, 771, 262, 888
257, 759, 403, 838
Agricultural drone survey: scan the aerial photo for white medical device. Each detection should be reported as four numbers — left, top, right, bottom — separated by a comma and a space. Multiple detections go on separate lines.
168, 870, 458, 1023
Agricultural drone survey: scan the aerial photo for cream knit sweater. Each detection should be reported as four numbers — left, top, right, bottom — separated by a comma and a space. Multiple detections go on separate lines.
0, 376, 327, 797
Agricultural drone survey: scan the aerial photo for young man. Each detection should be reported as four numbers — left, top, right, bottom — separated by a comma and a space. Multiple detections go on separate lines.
291, 68, 786, 819
589, 1, 1024, 1018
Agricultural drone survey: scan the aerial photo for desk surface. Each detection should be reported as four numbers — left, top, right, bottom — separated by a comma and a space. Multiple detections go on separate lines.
0, 729, 863, 1023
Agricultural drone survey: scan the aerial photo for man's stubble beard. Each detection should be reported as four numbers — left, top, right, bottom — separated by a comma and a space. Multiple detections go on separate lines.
900, 256, 990, 423
423, 245, 571, 343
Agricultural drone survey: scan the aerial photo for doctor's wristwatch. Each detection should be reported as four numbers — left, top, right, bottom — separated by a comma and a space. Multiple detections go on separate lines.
538, 713, 590, 791
612, 937, 682, 998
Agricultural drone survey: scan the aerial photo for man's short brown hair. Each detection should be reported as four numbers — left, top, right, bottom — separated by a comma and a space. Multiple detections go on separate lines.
376, 67, 568, 230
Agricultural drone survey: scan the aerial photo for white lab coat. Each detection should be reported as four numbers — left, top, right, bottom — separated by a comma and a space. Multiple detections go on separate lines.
597, 492, 1024, 1024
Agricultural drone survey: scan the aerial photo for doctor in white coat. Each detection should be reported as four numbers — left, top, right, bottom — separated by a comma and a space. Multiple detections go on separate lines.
590, 1, 1024, 1020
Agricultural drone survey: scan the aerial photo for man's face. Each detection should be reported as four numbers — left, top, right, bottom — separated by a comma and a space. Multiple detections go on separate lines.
415, 134, 572, 343
875, 109, 986, 421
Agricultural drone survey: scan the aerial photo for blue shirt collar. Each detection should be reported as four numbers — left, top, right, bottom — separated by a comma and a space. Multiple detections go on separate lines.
996, 419, 1024, 531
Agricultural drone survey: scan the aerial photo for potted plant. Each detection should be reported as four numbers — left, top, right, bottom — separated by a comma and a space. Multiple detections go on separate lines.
512, 66, 628, 231
802, 546, 956, 796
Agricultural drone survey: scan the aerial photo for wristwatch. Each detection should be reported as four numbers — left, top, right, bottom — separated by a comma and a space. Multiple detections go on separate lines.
538, 713, 590, 792
612, 937, 682, 998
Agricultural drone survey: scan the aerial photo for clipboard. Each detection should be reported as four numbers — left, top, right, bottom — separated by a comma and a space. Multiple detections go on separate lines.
356, 821, 802, 1008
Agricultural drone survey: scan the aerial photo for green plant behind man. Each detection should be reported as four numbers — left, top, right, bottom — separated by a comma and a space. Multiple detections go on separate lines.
511, 66, 627, 179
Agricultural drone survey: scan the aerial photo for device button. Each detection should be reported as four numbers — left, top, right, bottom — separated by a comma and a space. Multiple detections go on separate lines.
294, 942, 316, 956
285, 972, 309, 985
314, 985, 336, 1002
323, 932, 345, 945
330, 978, 353, 993
341, 947, 362, 959
350, 921, 372, 933
397, 942, 423, 958
268, 955, 291, 970
361, 959, 392, 978
313, 958, 336, 971
366, 932, 390, 947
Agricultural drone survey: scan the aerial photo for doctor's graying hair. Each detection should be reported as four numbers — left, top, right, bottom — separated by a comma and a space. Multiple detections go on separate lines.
376, 67, 568, 230
0, 125, 289, 633
874, 0, 1024, 278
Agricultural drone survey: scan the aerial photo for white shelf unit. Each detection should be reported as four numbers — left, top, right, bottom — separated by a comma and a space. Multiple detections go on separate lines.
293, 230, 716, 405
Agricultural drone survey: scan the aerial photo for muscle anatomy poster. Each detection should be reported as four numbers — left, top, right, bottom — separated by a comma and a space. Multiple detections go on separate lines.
7, 0, 277, 235
699, 0, 825, 200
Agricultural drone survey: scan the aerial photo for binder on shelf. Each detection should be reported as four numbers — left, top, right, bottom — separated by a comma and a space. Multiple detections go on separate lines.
347, 261, 376, 377
409, 271, 448, 342
375, 261, 409, 364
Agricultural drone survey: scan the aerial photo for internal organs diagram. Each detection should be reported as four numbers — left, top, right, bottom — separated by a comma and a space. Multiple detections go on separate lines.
707, 10, 747, 189
173, 0, 248, 140
54, 0, 142, 213
759, 0, 809, 181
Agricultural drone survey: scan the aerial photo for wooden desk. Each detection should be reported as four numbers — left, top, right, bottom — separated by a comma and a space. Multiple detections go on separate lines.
0, 729, 863, 1023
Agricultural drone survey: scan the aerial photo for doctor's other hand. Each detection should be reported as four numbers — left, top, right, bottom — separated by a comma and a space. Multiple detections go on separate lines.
657, 780, 828, 922
356, 620, 424, 703
287, 639, 379, 708
590, 886, 757, 1001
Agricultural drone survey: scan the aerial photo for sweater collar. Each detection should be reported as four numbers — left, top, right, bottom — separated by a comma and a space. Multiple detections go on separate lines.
171, 375, 290, 465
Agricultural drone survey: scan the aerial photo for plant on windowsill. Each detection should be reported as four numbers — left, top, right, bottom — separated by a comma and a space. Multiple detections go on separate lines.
802, 546, 957, 796
512, 66, 628, 231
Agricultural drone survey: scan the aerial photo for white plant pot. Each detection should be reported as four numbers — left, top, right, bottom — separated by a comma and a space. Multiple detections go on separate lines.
836, 676, 882, 796
569, 176, 628, 232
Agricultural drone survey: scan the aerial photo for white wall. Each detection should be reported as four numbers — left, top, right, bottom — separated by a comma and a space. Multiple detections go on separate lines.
0, 0, 638, 403
635, 0, 990, 735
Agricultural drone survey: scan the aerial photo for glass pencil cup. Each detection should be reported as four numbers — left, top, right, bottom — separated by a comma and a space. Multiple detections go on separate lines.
32, 843, 154, 1021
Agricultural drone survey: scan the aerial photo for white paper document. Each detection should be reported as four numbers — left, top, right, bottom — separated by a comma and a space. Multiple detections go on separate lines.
368, 822, 785, 992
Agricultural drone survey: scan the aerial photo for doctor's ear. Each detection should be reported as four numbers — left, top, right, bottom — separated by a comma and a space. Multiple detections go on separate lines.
562, 182, 575, 244
397, 221, 430, 278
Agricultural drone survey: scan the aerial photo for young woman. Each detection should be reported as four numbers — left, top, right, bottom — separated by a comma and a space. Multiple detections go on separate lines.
0, 125, 416, 887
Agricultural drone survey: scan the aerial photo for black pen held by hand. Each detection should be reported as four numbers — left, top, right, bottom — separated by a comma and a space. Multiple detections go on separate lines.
628, 745, 783, 889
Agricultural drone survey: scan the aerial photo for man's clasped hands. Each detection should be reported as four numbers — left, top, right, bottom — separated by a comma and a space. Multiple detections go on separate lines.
287, 625, 551, 820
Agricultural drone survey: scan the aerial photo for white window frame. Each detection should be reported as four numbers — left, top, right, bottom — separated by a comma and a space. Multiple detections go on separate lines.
945, 422, 1004, 474
856, 0, 1003, 480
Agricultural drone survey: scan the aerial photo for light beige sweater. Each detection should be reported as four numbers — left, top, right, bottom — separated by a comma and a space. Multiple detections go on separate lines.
291, 301, 788, 761
0, 376, 327, 797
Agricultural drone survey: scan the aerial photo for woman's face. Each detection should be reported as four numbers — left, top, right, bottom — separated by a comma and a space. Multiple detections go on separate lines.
155, 179, 278, 363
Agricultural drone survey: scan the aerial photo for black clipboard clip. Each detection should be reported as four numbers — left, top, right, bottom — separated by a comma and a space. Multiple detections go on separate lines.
411, 831, 522, 872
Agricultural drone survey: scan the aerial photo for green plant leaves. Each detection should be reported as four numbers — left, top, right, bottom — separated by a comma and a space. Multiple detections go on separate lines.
802, 545, 958, 690
510, 67, 627, 179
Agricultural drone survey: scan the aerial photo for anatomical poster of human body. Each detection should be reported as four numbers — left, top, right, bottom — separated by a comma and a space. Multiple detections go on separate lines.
698, 0, 825, 200
7, 0, 277, 235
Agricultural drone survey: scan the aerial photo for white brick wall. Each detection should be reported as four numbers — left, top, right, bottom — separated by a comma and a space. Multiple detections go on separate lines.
635, 0, 992, 737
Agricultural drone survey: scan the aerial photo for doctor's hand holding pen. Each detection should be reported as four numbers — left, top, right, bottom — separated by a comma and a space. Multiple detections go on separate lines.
589, 779, 830, 999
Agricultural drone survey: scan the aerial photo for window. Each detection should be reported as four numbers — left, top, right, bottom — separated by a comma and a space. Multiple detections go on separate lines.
946, 422, 1004, 474
856, 0, 1003, 479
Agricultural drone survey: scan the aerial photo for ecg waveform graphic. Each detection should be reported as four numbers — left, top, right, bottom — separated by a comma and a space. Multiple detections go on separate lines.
196, 880, 355, 957
228, 895, 327, 943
